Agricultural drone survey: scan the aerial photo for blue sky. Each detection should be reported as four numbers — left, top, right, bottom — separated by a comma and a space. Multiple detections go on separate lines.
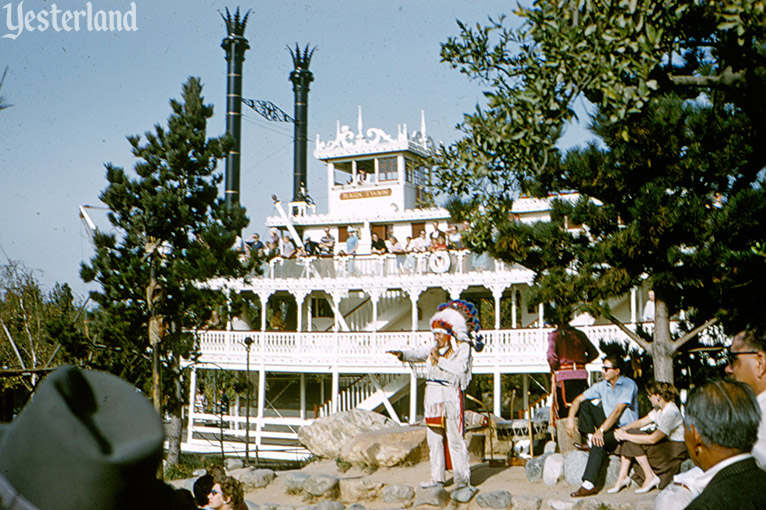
0, 0, 591, 298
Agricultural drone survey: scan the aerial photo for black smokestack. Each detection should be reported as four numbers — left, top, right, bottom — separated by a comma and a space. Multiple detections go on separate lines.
220, 7, 250, 208
289, 44, 315, 201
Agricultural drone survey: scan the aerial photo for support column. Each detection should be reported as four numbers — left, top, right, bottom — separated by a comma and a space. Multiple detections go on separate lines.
256, 367, 266, 448
300, 373, 306, 420
631, 287, 638, 324
290, 290, 309, 332
406, 287, 425, 332
493, 371, 502, 417
369, 288, 383, 333
511, 288, 517, 328
307, 294, 314, 332
446, 284, 468, 301
538, 303, 544, 328
258, 291, 271, 332
522, 373, 529, 418
331, 368, 339, 414
489, 284, 506, 330
226, 288, 233, 331
187, 366, 198, 446
409, 370, 418, 424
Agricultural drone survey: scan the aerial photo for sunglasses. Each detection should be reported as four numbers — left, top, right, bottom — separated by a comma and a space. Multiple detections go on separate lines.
602, 365, 615, 371
725, 350, 760, 365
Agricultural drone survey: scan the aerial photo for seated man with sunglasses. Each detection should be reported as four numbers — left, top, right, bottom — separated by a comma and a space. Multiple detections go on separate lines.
566, 354, 639, 497
725, 328, 766, 470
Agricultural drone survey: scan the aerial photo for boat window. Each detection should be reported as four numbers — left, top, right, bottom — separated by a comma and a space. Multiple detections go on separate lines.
334, 161, 352, 185
357, 159, 374, 182
405, 158, 427, 185
378, 156, 398, 182
311, 297, 334, 318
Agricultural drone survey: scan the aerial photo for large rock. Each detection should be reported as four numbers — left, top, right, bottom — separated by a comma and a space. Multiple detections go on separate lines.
475, 491, 512, 509
302, 502, 345, 510
543, 453, 565, 486
381, 484, 415, 504
563, 450, 589, 487
451, 486, 478, 503
413, 485, 449, 507
303, 474, 340, 498
546, 500, 576, 510
338, 478, 384, 502
340, 425, 428, 467
230, 467, 276, 490
524, 453, 550, 482
510, 495, 542, 510
298, 409, 395, 459
284, 472, 311, 493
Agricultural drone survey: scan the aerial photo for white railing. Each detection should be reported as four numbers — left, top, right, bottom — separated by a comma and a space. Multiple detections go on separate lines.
191, 324, 643, 373
263, 250, 520, 279
314, 373, 406, 418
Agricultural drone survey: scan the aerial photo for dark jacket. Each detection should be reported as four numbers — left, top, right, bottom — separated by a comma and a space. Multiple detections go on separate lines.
685, 457, 766, 510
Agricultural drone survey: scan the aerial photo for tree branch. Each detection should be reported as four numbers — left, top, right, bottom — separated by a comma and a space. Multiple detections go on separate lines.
668, 66, 746, 90
671, 317, 719, 354
605, 313, 653, 351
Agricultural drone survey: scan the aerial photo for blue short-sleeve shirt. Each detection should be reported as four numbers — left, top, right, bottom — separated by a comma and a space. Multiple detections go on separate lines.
582, 375, 639, 427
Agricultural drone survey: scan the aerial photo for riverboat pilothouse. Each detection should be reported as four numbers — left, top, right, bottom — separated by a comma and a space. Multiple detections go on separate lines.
184, 106, 653, 461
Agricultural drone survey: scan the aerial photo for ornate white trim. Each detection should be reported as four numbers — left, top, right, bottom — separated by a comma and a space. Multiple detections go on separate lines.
314, 108, 433, 160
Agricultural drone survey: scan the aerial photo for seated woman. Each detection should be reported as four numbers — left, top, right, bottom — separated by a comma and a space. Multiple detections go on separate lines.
608, 380, 687, 494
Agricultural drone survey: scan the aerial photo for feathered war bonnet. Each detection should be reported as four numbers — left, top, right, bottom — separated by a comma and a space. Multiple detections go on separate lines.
429, 299, 484, 351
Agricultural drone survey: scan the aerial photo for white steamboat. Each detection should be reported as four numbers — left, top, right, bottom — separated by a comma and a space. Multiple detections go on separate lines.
184, 110, 651, 461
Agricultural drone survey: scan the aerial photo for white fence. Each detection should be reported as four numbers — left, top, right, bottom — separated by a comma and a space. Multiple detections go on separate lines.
191, 324, 637, 373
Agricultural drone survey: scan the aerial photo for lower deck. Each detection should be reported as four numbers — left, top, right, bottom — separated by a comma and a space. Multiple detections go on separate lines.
181, 324, 632, 460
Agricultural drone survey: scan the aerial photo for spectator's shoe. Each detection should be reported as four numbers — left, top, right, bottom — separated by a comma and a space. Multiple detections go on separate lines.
570, 486, 598, 497
635, 476, 660, 494
607, 477, 631, 494
573, 442, 591, 452
420, 481, 444, 489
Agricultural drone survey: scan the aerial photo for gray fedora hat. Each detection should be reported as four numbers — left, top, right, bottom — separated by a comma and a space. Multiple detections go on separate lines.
0, 365, 167, 510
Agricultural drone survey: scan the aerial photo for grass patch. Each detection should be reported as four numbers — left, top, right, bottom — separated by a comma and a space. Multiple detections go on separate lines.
163, 453, 213, 480
335, 458, 352, 473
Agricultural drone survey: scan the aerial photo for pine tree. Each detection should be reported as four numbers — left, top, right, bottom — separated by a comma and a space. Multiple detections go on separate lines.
81, 77, 249, 464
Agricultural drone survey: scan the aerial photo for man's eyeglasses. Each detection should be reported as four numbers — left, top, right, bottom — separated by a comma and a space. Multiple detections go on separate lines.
602, 365, 615, 372
725, 350, 760, 365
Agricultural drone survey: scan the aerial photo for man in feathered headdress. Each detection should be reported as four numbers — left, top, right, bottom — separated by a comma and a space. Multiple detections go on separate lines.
388, 300, 482, 489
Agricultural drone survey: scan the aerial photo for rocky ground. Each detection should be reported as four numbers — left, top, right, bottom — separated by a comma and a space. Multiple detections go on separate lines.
176, 457, 659, 510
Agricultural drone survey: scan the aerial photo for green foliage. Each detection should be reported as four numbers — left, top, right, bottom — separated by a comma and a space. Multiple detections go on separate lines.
163, 452, 209, 480
435, 1, 766, 381
0, 262, 88, 391
335, 457, 352, 473
80, 77, 249, 395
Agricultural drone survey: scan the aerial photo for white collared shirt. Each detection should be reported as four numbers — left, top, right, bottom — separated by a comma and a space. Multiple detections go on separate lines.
754, 391, 766, 469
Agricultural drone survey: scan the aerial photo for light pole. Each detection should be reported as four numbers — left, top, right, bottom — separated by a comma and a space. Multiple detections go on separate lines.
244, 336, 254, 465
